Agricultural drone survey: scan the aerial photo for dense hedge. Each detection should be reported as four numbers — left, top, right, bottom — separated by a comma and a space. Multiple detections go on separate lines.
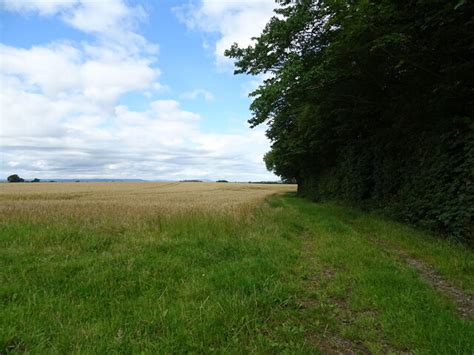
226, 0, 473, 243
298, 121, 473, 243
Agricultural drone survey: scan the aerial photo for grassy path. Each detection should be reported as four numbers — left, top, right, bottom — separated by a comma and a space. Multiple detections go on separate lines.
1, 193, 472, 353
280, 195, 473, 354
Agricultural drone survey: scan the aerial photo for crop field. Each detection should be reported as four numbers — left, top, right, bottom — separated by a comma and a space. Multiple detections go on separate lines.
1, 182, 473, 353
0, 182, 295, 222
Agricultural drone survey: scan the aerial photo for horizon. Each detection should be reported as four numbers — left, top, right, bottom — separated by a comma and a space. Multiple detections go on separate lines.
1, 176, 284, 183
0, 0, 278, 181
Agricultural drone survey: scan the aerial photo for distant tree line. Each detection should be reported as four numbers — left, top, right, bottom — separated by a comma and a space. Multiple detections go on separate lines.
7, 174, 40, 183
226, 0, 473, 243
248, 181, 281, 185
7, 174, 24, 183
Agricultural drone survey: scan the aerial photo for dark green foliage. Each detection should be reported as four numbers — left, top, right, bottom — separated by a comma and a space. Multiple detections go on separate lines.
226, 0, 474, 243
7, 175, 24, 183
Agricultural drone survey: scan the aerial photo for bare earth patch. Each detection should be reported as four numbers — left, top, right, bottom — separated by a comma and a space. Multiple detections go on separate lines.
348, 222, 473, 320
400, 252, 474, 319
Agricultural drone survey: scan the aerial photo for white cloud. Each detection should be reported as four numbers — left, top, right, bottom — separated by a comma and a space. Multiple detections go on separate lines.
62, 0, 142, 35
1, 0, 155, 53
1, 92, 274, 180
1, 0, 143, 33
181, 89, 214, 101
0, 42, 159, 105
174, 0, 276, 67
0, 46, 273, 180
0, 0, 276, 181
1, 0, 76, 16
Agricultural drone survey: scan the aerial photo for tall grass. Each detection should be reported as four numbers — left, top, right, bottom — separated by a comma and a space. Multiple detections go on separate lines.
1, 184, 472, 353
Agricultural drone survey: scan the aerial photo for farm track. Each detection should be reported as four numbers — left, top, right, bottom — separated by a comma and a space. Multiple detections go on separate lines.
395, 250, 473, 319
279, 197, 473, 353
345, 222, 474, 320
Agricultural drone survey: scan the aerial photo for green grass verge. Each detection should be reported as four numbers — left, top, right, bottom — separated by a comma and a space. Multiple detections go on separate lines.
1, 194, 472, 353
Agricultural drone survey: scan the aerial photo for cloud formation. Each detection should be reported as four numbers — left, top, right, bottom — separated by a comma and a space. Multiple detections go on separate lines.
2, 0, 145, 34
181, 89, 215, 102
0, 0, 275, 181
174, 0, 276, 67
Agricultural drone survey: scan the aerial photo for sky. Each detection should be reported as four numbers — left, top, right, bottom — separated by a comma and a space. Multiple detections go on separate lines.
0, 0, 278, 181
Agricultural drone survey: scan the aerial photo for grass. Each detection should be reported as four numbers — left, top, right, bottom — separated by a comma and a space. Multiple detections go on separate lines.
1, 183, 472, 353
281, 197, 473, 354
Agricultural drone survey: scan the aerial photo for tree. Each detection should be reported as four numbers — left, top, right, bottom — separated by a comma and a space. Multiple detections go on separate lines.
31, 178, 40, 183
7, 174, 24, 183
226, 0, 473, 242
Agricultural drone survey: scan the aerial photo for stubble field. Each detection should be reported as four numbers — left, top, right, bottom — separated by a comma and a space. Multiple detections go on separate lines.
1, 182, 472, 353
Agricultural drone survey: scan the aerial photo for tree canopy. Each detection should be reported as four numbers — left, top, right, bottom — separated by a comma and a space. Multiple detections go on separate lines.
7, 174, 24, 183
226, 0, 473, 243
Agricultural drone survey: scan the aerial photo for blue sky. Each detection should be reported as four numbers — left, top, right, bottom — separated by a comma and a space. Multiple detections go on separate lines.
0, 0, 277, 181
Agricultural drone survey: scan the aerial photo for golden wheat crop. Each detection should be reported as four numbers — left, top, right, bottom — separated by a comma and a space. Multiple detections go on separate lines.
0, 182, 296, 225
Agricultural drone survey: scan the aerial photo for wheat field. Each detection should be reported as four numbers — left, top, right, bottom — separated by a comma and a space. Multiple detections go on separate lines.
0, 182, 296, 224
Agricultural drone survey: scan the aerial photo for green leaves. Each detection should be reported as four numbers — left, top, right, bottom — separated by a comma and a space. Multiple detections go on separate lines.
225, 0, 474, 242
455, 0, 466, 10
